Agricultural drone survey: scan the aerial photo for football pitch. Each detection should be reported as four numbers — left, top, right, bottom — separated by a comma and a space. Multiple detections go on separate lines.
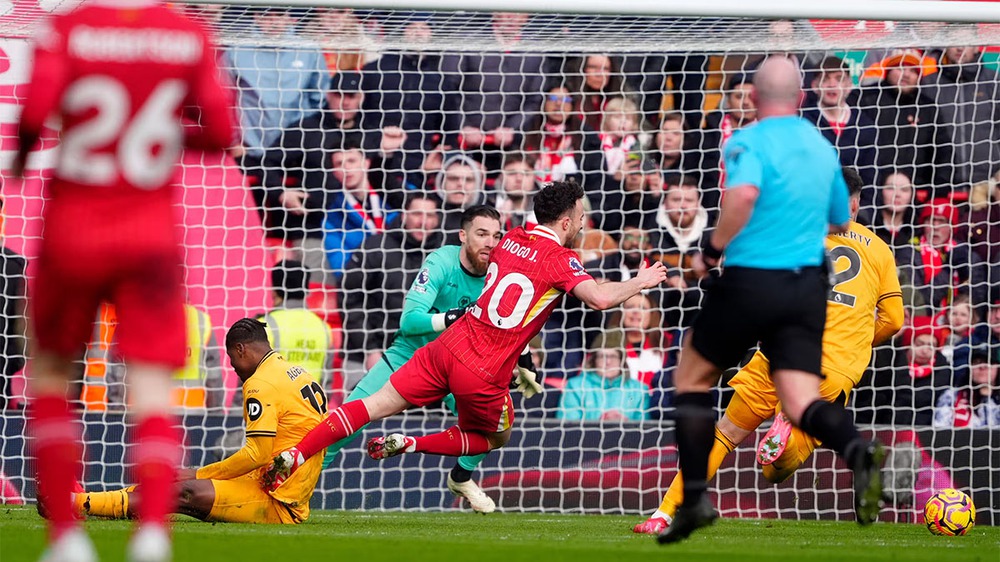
1, 507, 998, 562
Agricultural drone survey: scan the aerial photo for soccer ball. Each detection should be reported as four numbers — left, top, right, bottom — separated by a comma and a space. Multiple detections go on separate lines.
924, 488, 975, 536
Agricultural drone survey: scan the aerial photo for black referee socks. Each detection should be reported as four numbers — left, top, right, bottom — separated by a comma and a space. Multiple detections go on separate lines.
673, 392, 716, 507
800, 400, 864, 466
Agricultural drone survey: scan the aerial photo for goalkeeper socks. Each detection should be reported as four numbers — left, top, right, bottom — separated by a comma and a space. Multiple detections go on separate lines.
660, 425, 737, 517
799, 400, 863, 466
673, 392, 716, 507
450, 463, 474, 484
134, 414, 180, 527
299, 400, 371, 459
79, 489, 132, 519
30, 394, 81, 539
413, 426, 491, 457
457, 453, 488, 473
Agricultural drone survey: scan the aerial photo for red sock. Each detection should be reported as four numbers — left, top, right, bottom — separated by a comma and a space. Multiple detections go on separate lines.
413, 426, 491, 456
134, 414, 181, 527
297, 400, 370, 459
30, 394, 81, 539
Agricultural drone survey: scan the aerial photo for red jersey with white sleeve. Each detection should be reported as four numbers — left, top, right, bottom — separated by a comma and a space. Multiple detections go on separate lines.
18, 0, 233, 368
437, 225, 594, 385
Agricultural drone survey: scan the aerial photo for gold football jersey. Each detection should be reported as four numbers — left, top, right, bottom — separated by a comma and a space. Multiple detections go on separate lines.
822, 222, 903, 383
243, 352, 326, 519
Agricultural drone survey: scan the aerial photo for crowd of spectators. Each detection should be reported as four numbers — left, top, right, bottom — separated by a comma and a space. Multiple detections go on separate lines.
7, 8, 995, 427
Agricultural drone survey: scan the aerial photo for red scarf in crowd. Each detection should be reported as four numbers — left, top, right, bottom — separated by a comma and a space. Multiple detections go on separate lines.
536, 123, 572, 183
918, 236, 955, 282
345, 189, 384, 232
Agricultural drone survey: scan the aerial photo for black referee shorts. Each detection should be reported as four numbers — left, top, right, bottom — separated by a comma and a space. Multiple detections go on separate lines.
690, 265, 827, 377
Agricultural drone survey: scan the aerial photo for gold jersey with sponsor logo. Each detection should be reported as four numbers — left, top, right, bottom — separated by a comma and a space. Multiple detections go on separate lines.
242, 352, 327, 519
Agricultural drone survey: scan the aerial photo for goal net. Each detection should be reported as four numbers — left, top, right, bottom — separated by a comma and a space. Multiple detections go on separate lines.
0, 0, 998, 525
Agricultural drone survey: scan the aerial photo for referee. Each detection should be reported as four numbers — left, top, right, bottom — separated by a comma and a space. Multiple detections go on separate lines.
658, 56, 885, 544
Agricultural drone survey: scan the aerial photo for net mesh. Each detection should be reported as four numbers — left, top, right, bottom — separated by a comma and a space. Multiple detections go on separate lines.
0, 1, 998, 524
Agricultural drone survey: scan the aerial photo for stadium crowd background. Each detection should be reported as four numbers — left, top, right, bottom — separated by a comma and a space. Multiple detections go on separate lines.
1, 7, 999, 431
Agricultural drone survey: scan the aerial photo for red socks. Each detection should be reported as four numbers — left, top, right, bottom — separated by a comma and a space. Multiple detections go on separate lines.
297, 400, 370, 459
413, 426, 491, 457
30, 394, 80, 539
133, 415, 180, 527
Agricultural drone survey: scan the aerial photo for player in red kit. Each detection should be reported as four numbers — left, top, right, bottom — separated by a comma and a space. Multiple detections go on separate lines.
11, 1, 233, 560
264, 180, 668, 489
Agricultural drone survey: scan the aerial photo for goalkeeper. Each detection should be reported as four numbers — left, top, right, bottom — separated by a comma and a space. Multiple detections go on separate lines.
636, 168, 904, 534
322, 205, 507, 513
72, 319, 327, 524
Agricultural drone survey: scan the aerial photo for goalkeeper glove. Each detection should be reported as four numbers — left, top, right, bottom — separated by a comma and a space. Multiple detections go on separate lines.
510, 350, 543, 398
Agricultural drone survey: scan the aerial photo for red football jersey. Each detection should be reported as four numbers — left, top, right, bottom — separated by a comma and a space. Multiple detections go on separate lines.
438, 225, 594, 385
17, 0, 233, 247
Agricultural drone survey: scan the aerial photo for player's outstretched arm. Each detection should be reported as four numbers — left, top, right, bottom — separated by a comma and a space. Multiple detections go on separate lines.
195, 434, 274, 481
571, 261, 668, 311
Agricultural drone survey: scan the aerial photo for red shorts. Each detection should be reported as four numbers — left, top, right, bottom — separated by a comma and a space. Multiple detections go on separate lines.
389, 341, 514, 434
31, 225, 187, 369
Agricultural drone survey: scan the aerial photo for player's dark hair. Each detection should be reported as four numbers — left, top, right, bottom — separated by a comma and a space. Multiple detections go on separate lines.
461, 205, 501, 230
533, 179, 585, 225
272, 260, 308, 301
842, 167, 864, 197
226, 318, 269, 348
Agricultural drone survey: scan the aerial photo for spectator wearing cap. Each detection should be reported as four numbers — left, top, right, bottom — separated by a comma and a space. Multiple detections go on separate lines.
699, 72, 758, 214
933, 346, 1000, 428
360, 19, 449, 182
225, 8, 331, 167
856, 171, 918, 248
556, 333, 650, 422
866, 315, 952, 425
922, 47, 1000, 187
339, 192, 443, 391
801, 56, 879, 191
894, 198, 990, 309
859, 49, 955, 198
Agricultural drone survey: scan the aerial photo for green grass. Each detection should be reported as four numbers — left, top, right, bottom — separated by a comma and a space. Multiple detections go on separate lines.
1, 507, 997, 562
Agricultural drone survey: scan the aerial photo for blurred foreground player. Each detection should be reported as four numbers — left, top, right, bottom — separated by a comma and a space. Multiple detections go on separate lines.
13, 1, 233, 560
635, 168, 903, 533
73, 319, 326, 525
264, 180, 669, 490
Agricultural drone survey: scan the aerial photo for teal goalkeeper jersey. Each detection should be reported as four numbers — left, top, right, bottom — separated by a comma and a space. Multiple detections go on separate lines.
389, 245, 486, 360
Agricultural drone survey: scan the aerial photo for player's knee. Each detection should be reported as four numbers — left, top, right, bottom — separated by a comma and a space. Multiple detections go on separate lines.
177, 479, 214, 518
487, 429, 511, 450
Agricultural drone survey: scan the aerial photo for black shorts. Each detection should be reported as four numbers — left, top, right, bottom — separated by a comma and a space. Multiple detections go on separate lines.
690, 265, 827, 376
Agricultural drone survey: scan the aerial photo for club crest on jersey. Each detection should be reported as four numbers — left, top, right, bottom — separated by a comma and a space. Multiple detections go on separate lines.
413, 268, 430, 292
568, 257, 586, 276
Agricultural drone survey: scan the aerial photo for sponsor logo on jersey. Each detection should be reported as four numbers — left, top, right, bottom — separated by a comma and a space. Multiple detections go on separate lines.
246, 397, 263, 421
413, 268, 430, 293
